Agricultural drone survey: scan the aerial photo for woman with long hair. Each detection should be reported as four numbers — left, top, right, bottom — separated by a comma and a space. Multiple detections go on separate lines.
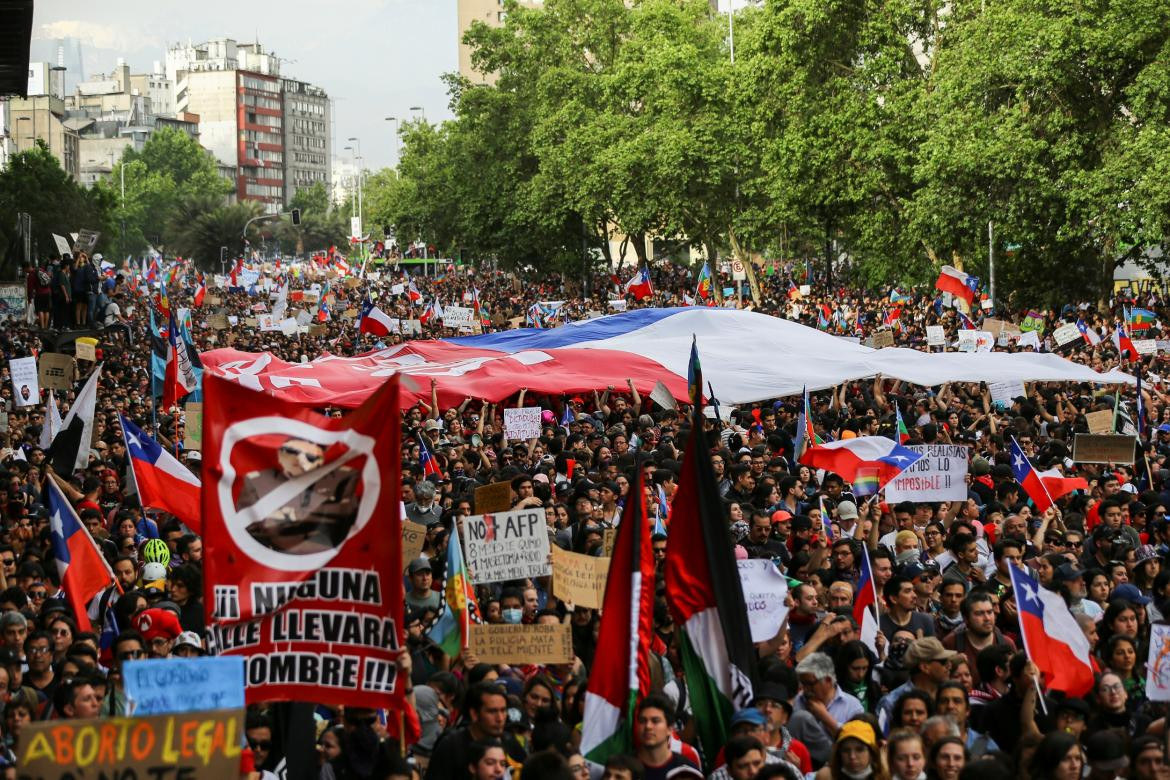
887, 729, 927, 780
1099, 599, 1141, 646
814, 719, 889, 780
835, 641, 881, 713
1027, 732, 1085, 780
925, 737, 967, 780
890, 689, 933, 734
1103, 634, 1145, 704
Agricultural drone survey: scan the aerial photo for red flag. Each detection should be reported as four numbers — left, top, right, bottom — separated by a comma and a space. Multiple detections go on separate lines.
201, 372, 404, 709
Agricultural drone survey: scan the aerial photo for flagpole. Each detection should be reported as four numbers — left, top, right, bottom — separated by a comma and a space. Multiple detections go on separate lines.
1007, 565, 1049, 717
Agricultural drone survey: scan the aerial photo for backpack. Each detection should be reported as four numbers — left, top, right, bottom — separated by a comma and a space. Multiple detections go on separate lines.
37, 269, 51, 287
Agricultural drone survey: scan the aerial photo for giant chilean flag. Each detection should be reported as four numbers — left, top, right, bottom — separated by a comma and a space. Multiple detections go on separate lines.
665, 341, 755, 770
1009, 436, 1053, 515
581, 467, 656, 766
799, 436, 922, 486
47, 479, 117, 632
1009, 564, 1094, 696
935, 265, 978, 304
119, 415, 202, 534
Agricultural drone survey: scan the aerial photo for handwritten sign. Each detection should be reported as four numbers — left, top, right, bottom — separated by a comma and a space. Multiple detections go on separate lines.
1053, 323, 1081, 346
9, 356, 39, 408
183, 403, 202, 451
504, 407, 543, 440
401, 521, 427, 569
1073, 434, 1135, 465
602, 528, 617, 558
871, 330, 895, 348
957, 330, 994, 353
987, 380, 1025, 409
73, 228, 100, 256
1085, 409, 1114, 435
38, 353, 76, 391
462, 508, 551, 584
17, 709, 243, 779
123, 657, 244, 715
738, 559, 789, 642
551, 546, 610, 610
442, 306, 476, 328
885, 444, 969, 502
608, 299, 628, 311
926, 325, 946, 346
474, 481, 513, 514
258, 314, 279, 331
52, 233, 72, 256
469, 622, 573, 666
1134, 338, 1158, 356
1146, 624, 1170, 701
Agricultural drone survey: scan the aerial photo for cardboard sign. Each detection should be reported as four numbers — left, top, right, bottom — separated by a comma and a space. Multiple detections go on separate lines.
957, 330, 994, 353
52, 233, 72, 256
74, 340, 96, 362
474, 481, 513, 514
551, 546, 610, 610
123, 657, 244, 715
1053, 323, 1081, 346
504, 407, 543, 440
442, 306, 476, 328
469, 622, 573, 666
73, 228, 100, 256
602, 528, 617, 558
345, 277, 362, 289
871, 330, 895, 348
650, 381, 678, 411
401, 521, 427, 569
9, 356, 39, 408
244, 317, 259, 327
209, 314, 230, 330
310, 324, 327, 337
17, 709, 243, 778
205, 294, 222, 306
462, 508, 551, 584
737, 559, 789, 642
988, 380, 1025, 409
982, 318, 1020, 339
1134, 338, 1158, 356
184, 403, 203, 451
1073, 434, 1136, 465
343, 308, 359, 319
1146, 623, 1170, 701
38, 353, 76, 391
1086, 409, 1115, 435
926, 325, 946, 346
258, 314, 279, 331
885, 444, 970, 502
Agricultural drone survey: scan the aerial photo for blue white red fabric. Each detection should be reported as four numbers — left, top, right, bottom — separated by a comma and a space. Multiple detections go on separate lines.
163, 311, 198, 409
1009, 437, 1054, 514
853, 545, 880, 654
1076, 318, 1102, 346
798, 436, 922, 485
1009, 564, 1095, 696
359, 302, 396, 336
1036, 468, 1088, 502
935, 265, 978, 304
418, 433, 442, 479
119, 415, 202, 534
625, 268, 653, 301
407, 280, 422, 303
201, 308, 1133, 411
1113, 322, 1137, 363
957, 311, 976, 330
47, 479, 117, 632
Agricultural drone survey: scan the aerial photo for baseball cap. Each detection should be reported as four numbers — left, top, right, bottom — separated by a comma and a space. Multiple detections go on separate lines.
423, 420, 441, 432
142, 562, 168, 582
836, 500, 859, 521
1113, 583, 1151, 606
904, 637, 959, 668
174, 631, 204, 654
1054, 562, 1086, 583
132, 608, 182, 643
729, 708, 767, 728
408, 557, 432, 575
836, 720, 877, 748
770, 509, 793, 524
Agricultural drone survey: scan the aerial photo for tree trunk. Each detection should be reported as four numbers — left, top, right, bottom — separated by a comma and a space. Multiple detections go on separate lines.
728, 227, 762, 306
704, 239, 724, 304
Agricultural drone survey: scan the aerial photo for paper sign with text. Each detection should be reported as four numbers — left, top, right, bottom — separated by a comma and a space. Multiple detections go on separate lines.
469, 622, 573, 665
1053, 323, 1081, 346
926, 325, 946, 346
9, 357, 39, 408
551, 546, 610, 610
442, 306, 476, 328
737, 559, 789, 643
1146, 623, 1170, 701
1073, 434, 1135, 465
504, 407, 543, 440
885, 444, 970, 502
1085, 410, 1114, 435
988, 380, 1025, 409
123, 657, 244, 715
401, 521, 427, 570
462, 508, 551, 584
38, 353, 75, 391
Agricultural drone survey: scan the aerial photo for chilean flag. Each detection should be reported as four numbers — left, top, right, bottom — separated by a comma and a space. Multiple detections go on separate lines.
1009, 564, 1095, 696
625, 267, 653, 301
119, 415, 202, 534
407, 280, 422, 303
193, 278, 207, 307
1038, 468, 1088, 502
1076, 318, 1101, 346
418, 432, 443, 479
1113, 322, 1137, 363
47, 479, 117, 632
799, 436, 922, 485
957, 311, 976, 330
854, 545, 881, 653
360, 302, 395, 336
934, 265, 978, 304
1009, 436, 1054, 514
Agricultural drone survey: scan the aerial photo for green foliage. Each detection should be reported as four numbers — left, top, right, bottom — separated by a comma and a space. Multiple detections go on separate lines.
0, 142, 114, 274
169, 200, 265, 271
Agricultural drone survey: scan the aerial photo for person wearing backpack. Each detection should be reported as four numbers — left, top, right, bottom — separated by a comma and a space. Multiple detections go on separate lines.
27, 261, 52, 329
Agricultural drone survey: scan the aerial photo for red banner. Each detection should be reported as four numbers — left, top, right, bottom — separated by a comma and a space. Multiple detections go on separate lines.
201, 372, 403, 709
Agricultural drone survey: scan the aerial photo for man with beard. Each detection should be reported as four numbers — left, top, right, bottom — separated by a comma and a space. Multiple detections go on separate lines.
425, 682, 510, 780
942, 590, 1015, 687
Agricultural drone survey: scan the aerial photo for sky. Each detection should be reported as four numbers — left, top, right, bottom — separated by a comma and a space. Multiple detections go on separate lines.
29, 0, 458, 171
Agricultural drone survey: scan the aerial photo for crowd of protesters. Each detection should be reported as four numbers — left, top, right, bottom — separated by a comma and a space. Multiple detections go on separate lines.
0, 248, 1169, 780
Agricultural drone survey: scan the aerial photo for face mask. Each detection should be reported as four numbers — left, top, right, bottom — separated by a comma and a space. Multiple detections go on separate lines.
502, 608, 523, 624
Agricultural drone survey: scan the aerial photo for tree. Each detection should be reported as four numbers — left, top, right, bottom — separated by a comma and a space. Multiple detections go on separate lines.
0, 142, 114, 274
170, 201, 264, 271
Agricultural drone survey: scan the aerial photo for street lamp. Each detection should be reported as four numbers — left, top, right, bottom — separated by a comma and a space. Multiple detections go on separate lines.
384, 116, 400, 167
409, 106, 424, 122
347, 137, 363, 236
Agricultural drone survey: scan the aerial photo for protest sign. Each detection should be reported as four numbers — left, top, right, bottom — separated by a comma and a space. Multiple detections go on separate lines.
982, 319, 1020, 339
608, 299, 627, 311
200, 373, 404, 710
401, 521, 427, 569
1134, 338, 1157, 356
474, 481, 513, 514
391, 283, 405, 295
244, 317, 259, 327
737, 559, 789, 642
981, 298, 994, 310
504, 407, 543, 440
17, 709, 243, 779
443, 306, 476, 328
310, 324, 327, 337
183, 403, 202, 451
1085, 409, 1115, 435
799, 284, 811, 296
123, 656, 244, 715
1146, 623, 1170, 701
1073, 434, 1136, 465
279, 317, 299, 336
871, 330, 895, 348
52, 233, 72, 256
602, 528, 617, 557
403, 319, 422, 335
551, 546, 610, 610
1053, 323, 1081, 346
957, 331, 994, 353
885, 444, 970, 502
0, 285, 25, 320
9, 357, 39, 408
209, 313, 229, 330
462, 508, 551, 584
296, 310, 314, 327
205, 294, 222, 306
925, 325, 945, 346
38, 353, 75, 391
1018, 330, 1041, 349
73, 228, 100, 256
650, 380, 678, 411
469, 622, 573, 666
258, 314, 279, 331
988, 380, 1025, 409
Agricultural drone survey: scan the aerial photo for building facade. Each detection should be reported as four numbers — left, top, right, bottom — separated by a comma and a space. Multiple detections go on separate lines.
456, 0, 541, 82
8, 95, 80, 181
281, 78, 331, 204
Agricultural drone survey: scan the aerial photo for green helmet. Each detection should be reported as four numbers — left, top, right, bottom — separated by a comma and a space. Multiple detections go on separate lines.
142, 538, 170, 566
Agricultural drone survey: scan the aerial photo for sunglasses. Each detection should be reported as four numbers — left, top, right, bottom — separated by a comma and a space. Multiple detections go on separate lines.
118, 649, 145, 660
248, 740, 272, 751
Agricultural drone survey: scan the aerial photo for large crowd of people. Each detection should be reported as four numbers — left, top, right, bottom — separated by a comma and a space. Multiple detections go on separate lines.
1, 248, 1169, 780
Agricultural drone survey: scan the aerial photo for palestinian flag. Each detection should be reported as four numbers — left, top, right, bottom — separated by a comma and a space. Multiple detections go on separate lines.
581, 468, 656, 765
665, 341, 756, 769
895, 404, 911, 444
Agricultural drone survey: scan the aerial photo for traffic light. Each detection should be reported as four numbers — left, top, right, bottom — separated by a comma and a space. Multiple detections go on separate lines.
290, 208, 302, 227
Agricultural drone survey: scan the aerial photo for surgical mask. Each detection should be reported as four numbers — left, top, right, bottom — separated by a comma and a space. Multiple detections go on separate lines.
502, 608, 523, 624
